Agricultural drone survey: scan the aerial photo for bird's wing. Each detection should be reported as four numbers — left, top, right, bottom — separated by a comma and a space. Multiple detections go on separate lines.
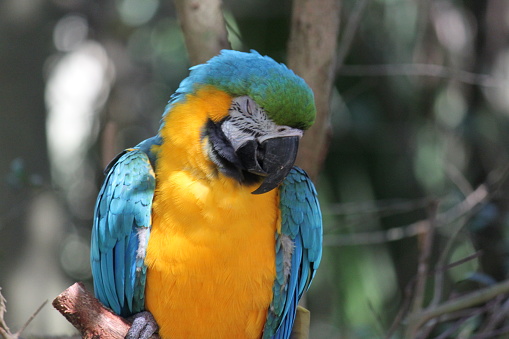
264, 167, 323, 339
90, 148, 155, 317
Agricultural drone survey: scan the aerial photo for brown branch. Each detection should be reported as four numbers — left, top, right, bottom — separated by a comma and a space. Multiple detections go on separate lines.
52, 282, 160, 339
323, 183, 489, 246
327, 197, 432, 217
336, 0, 368, 67
405, 279, 509, 335
337, 63, 500, 87
288, 0, 341, 180
173, 0, 231, 66
15, 300, 48, 337
412, 203, 438, 313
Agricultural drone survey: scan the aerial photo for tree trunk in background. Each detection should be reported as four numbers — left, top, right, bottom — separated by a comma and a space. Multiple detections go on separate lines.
287, 0, 341, 181
173, 0, 231, 66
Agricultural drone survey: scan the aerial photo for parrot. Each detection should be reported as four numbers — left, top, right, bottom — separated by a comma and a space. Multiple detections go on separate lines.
90, 50, 322, 339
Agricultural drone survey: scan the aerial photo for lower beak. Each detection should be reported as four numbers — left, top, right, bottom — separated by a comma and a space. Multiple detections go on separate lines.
236, 136, 300, 194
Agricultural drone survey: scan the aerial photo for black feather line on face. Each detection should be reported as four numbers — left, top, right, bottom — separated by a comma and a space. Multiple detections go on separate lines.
203, 119, 261, 186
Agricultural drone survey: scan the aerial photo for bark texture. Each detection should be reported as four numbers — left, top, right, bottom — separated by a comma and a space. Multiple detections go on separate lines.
52, 283, 160, 339
287, 0, 341, 180
173, 0, 231, 65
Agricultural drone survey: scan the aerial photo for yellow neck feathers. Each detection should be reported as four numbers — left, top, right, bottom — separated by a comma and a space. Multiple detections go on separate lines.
157, 85, 232, 180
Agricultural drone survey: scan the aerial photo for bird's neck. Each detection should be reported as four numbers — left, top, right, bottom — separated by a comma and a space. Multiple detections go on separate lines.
152, 86, 278, 234
157, 86, 233, 180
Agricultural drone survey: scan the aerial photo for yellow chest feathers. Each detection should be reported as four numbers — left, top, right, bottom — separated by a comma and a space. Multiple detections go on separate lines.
144, 87, 280, 338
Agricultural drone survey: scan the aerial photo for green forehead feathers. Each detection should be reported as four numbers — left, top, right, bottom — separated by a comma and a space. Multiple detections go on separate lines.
171, 50, 316, 130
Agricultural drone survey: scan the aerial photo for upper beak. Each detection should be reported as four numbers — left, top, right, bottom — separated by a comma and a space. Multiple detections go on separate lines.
235, 136, 300, 194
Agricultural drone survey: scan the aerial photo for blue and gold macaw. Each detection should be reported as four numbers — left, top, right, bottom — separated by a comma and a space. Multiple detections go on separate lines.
90, 50, 322, 339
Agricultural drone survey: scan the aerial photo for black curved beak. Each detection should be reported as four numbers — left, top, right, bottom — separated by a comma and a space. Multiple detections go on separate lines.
236, 136, 300, 194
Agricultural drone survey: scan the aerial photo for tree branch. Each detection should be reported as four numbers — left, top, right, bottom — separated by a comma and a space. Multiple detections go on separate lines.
52, 283, 160, 339
410, 203, 438, 313
335, 0, 368, 67
337, 63, 500, 87
406, 279, 509, 336
323, 184, 489, 246
173, 0, 231, 66
287, 0, 341, 180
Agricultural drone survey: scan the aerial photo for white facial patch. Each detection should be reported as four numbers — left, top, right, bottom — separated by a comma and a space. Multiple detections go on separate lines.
221, 96, 303, 151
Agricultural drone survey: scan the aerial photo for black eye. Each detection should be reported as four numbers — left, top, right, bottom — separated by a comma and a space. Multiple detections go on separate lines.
277, 127, 287, 132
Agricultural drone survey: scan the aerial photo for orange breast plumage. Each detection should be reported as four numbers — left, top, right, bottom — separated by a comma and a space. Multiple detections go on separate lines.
144, 86, 279, 339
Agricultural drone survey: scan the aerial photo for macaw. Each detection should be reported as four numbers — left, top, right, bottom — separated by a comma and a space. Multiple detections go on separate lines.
90, 50, 322, 339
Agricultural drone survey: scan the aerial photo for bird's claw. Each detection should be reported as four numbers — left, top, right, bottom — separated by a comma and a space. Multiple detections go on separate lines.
125, 311, 159, 339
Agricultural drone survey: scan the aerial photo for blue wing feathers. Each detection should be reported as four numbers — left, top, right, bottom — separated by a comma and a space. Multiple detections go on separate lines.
272, 289, 298, 339
114, 237, 127, 309
264, 167, 322, 339
100, 251, 120, 312
90, 148, 156, 317
125, 232, 137, 311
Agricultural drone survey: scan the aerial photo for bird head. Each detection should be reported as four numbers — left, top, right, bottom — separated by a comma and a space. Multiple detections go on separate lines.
164, 50, 316, 194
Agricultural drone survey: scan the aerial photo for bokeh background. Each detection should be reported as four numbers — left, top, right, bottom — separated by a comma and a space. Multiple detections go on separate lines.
2, 0, 509, 337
